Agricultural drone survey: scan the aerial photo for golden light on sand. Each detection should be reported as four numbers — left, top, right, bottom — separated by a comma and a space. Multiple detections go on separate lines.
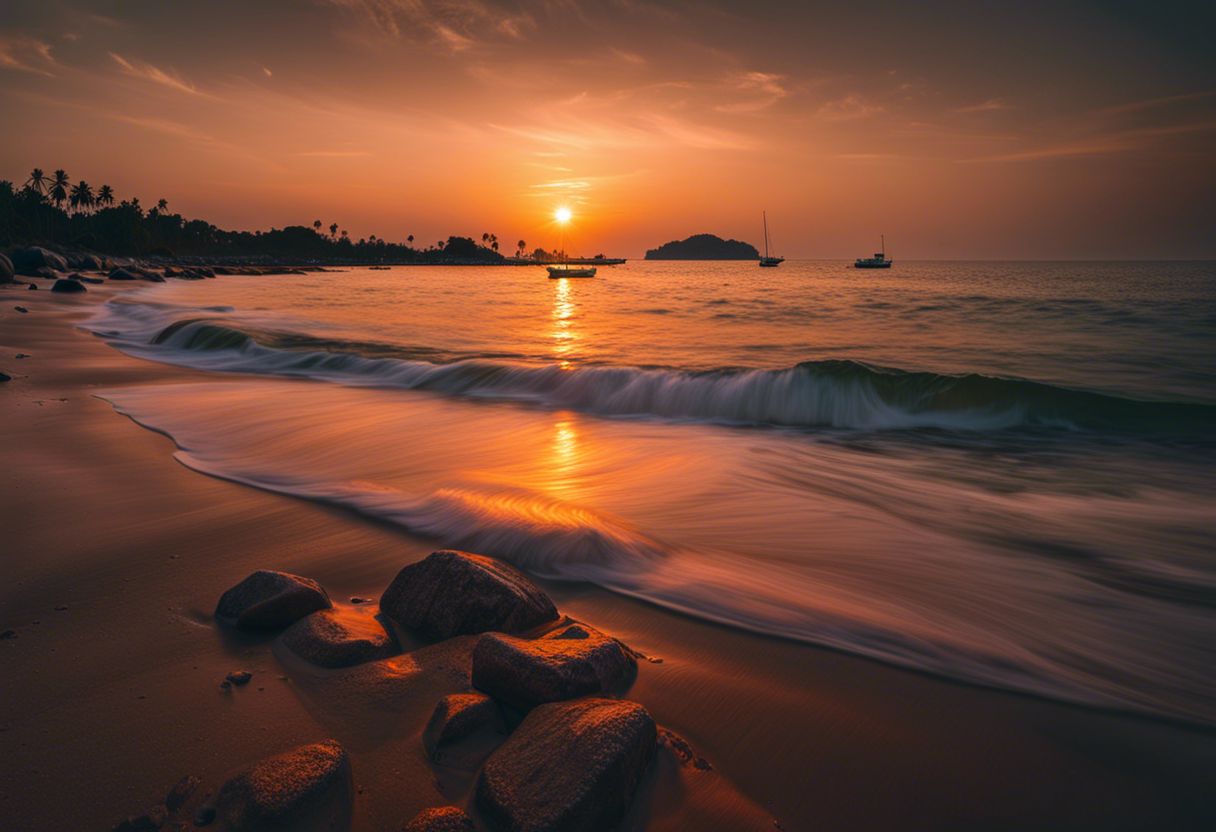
554, 206, 573, 225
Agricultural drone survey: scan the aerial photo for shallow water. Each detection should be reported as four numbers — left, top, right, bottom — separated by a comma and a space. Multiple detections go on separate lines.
88, 260, 1216, 724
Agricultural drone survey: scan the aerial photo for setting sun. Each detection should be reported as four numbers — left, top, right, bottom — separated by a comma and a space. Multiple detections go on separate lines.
554, 206, 573, 225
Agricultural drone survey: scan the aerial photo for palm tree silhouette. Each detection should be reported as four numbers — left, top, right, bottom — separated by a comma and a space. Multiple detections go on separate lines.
313, 219, 322, 235
69, 181, 95, 215
24, 168, 49, 198
329, 222, 339, 239
517, 239, 526, 257
97, 184, 115, 208
157, 198, 169, 213
50, 170, 70, 210
407, 234, 414, 246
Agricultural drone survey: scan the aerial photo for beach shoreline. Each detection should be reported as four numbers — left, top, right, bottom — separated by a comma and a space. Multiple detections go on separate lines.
2, 275, 1214, 831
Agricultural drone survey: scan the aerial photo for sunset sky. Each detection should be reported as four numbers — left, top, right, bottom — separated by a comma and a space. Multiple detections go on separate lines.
2, 0, 1213, 258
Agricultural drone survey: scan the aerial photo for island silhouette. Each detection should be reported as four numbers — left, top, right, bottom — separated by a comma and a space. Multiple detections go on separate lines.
645, 233, 760, 260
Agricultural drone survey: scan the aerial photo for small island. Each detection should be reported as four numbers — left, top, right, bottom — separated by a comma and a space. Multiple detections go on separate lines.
644, 233, 759, 260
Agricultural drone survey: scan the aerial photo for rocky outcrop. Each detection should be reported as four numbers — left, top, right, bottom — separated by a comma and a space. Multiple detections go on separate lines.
279, 607, 397, 668
403, 806, 475, 832
12, 246, 68, 274
214, 740, 352, 832
215, 570, 331, 630
51, 278, 86, 293
423, 692, 503, 758
379, 550, 558, 641
471, 621, 636, 709
476, 698, 657, 832
107, 268, 138, 281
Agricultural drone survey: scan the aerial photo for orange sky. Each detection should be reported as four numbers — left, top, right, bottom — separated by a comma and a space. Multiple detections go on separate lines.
2, 1, 1214, 258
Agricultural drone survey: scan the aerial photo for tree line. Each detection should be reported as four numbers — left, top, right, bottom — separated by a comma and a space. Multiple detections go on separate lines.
1, 167, 555, 264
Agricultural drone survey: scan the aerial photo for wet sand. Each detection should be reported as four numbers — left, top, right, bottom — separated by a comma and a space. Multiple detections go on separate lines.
1, 279, 1213, 830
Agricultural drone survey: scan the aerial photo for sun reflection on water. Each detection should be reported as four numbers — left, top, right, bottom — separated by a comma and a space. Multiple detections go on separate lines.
550, 277, 578, 369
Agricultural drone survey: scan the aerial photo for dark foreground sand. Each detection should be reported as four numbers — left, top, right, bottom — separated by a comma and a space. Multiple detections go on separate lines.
2, 279, 1214, 830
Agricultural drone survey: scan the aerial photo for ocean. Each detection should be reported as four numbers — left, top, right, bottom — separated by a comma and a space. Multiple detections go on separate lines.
86, 260, 1216, 725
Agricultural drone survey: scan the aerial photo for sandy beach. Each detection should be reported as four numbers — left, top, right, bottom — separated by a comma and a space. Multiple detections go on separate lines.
0, 275, 1211, 830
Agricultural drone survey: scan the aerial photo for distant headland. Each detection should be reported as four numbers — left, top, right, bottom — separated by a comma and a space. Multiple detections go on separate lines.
645, 234, 759, 260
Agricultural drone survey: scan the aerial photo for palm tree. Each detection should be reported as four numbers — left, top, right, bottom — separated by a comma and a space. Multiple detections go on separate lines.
69, 180, 95, 215
24, 168, 49, 198
329, 222, 339, 239
157, 198, 169, 212
407, 234, 414, 246
50, 170, 70, 210
97, 184, 115, 208
313, 219, 322, 235
517, 239, 526, 257
491, 240, 499, 252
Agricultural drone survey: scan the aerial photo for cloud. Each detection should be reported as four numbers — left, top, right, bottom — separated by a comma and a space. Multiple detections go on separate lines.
715, 70, 787, 113
110, 52, 204, 96
816, 94, 883, 121
294, 150, 373, 157
0, 36, 57, 77
954, 98, 1011, 114
322, 0, 536, 51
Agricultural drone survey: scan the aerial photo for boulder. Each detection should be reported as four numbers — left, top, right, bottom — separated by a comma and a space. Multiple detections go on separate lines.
51, 278, 86, 294
380, 550, 558, 641
12, 246, 68, 274
34, 266, 58, 280
215, 570, 331, 630
72, 254, 103, 270
471, 621, 636, 709
0, 372, 11, 383
403, 806, 475, 832
165, 774, 200, 812
423, 692, 503, 758
0, 253, 13, 283
279, 607, 397, 668
214, 740, 352, 831
108, 268, 139, 281
476, 698, 657, 832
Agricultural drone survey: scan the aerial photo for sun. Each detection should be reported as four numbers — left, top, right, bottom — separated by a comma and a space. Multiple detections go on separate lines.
554, 206, 573, 224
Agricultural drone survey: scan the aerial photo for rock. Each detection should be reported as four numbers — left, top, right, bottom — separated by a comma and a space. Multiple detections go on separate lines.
108, 268, 139, 281
165, 774, 200, 812
0, 372, 10, 383
0, 252, 13, 283
73, 254, 102, 270
423, 692, 503, 758
380, 550, 558, 641
27, 283, 37, 290
215, 570, 331, 630
215, 740, 351, 831
1, 628, 16, 638
72, 273, 105, 284
15, 353, 30, 358
11, 246, 68, 274
34, 266, 58, 279
51, 278, 87, 293
226, 670, 254, 686
110, 804, 167, 831
471, 621, 636, 709
279, 607, 397, 668
403, 806, 475, 832
15, 306, 29, 313
476, 698, 657, 832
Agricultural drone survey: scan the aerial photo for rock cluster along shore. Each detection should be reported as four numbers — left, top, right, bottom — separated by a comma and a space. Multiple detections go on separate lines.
130, 549, 699, 831
2, 245, 328, 290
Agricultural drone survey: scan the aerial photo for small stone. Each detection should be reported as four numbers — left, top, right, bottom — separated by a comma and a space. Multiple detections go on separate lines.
225, 670, 253, 686
166, 774, 200, 812
51, 277, 87, 293
54, 604, 68, 611
27, 283, 37, 290
0, 629, 16, 639
215, 570, 331, 630
0, 373, 9, 383
15, 353, 30, 359
15, 305, 29, 312
403, 805, 475, 832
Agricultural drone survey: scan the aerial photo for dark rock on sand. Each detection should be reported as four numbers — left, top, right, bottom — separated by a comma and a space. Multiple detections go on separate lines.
0, 252, 13, 283
403, 806, 476, 832
279, 607, 397, 668
476, 698, 657, 832
12, 246, 68, 274
380, 550, 558, 641
1, 628, 16, 638
471, 621, 636, 709
0, 372, 10, 383
15, 306, 29, 313
51, 278, 86, 293
72, 253, 103, 270
34, 266, 58, 280
226, 670, 254, 686
27, 283, 37, 290
423, 692, 503, 758
215, 740, 351, 831
108, 268, 139, 281
165, 774, 200, 812
110, 804, 167, 831
215, 570, 331, 630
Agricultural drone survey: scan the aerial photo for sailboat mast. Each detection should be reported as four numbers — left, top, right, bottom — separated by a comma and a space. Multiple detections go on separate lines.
763, 211, 770, 259
881, 234, 884, 257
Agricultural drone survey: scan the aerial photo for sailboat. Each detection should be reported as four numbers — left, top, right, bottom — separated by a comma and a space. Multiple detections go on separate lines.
854, 236, 893, 268
759, 211, 784, 267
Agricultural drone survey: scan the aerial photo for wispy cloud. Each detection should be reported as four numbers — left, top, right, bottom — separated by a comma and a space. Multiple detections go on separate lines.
0, 36, 57, 77
954, 98, 1011, 114
715, 70, 787, 113
294, 150, 373, 157
816, 93, 883, 122
110, 52, 205, 96
323, 0, 535, 51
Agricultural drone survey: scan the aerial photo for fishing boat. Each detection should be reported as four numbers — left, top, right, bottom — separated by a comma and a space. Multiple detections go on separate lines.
547, 264, 597, 278
759, 211, 783, 267
854, 236, 893, 268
